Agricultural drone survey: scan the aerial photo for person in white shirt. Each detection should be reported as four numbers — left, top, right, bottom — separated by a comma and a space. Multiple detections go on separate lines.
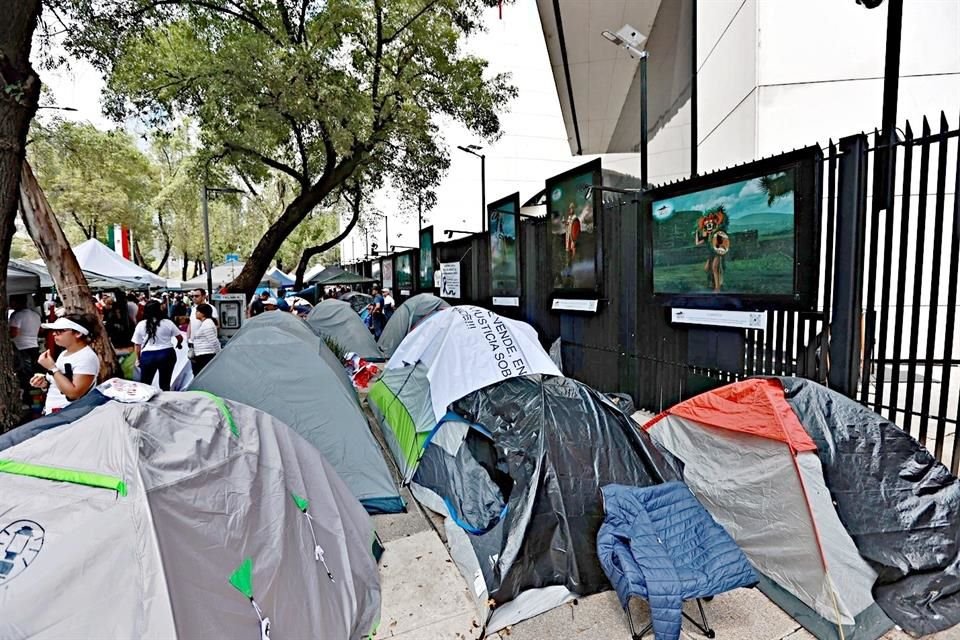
188, 289, 218, 343
382, 289, 395, 320
133, 300, 183, 391
30, 314, 101, 415
191, 303, 221, 375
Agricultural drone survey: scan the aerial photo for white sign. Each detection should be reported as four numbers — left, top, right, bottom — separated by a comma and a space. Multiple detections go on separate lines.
492, 296, 520, 307
400, 289, 411, 296
671, 308, 767, 330
551, 298, 599, 312
433, 270, 442, 288
439, 262, 461, 298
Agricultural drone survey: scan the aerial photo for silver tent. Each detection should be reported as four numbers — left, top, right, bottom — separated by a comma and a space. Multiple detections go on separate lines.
377, 293, 450, 357
0, 391, 381, 639
307, 299, 385, 361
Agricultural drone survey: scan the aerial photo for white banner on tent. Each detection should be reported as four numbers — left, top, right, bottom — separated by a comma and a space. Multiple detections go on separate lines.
387, 305, 561, 421
439, 262, 460, 298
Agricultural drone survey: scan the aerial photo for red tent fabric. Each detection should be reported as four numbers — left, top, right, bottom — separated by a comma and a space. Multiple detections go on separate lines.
646, 378, 816, 453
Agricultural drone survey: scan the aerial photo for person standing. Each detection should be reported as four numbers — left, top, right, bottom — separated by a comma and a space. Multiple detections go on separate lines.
132, 300, 183, 391
30, 315, 101, 415
382, 288, 395, 321
188, 289, 218, 343
9, 294, 41, 367
371, 287, 385, 339
191, 303, 221, 374
248, 291, 268, 317
9, 294, 41, 405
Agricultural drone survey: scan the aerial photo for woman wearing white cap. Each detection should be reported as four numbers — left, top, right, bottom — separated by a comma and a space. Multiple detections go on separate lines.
30, 314, 101, 415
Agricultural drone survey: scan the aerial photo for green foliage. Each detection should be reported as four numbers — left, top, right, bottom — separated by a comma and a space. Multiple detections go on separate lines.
322, 334, 348, 362
27, 120, 158, 245
53, 0, 517, 285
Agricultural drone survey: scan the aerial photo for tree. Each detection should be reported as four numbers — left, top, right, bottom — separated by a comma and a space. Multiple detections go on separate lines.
0, 1, 42, 430
20, 160, 122, 382
28, 120, 158, 247
58, 0, 516, 296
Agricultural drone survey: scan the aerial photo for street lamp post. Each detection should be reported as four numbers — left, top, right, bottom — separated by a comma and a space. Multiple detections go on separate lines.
369, 211, 388, 252
602, 26, 649, 188
457, 144, 486, 231
202, 185, 245, 298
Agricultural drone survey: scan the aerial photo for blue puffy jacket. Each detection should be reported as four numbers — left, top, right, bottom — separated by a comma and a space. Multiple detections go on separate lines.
597, 482, 758, 640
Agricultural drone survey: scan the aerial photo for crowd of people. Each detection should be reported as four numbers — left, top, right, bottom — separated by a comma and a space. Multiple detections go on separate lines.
364, 287, 394, 339
8, 283, 386, 422
7, 288, 230, 420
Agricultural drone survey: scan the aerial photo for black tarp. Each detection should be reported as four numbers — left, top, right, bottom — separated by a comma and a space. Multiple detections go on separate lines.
780, 376, 960, 636
434, 375, 674, 604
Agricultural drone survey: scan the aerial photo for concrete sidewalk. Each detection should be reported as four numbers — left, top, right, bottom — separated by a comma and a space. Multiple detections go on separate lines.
368, 404, 958, 640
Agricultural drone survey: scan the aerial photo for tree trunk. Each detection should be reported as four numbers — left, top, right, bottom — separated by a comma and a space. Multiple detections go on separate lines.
294, 191, 363, 289
151, 209, 171, 274
226, 152, 369, 298
181, 252, 189, 281
0, 0, 42, 431
133, 239, 152, 271
20, 161, 121, 382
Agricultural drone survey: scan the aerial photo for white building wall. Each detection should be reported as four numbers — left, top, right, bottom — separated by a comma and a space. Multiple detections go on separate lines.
694, 0, 960, 163
695, 0, 758, 173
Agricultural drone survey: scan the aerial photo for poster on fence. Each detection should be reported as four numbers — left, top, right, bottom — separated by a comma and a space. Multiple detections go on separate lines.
646, 146, 820, 310
419, 226, 435, 290
440, 262, 461, 298
396, 252, 413, 293
488, 193, 521, 300
381, 257, 393, 290
546, 159, 602, 295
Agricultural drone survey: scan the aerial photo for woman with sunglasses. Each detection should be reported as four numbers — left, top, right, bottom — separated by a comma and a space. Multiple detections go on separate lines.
30, 314, 101, 415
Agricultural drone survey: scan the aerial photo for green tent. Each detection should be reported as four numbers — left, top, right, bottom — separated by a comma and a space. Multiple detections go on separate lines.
190, 312, 403, 513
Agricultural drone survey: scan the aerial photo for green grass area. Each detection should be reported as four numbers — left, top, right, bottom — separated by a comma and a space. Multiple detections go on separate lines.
654, 251, 793, 295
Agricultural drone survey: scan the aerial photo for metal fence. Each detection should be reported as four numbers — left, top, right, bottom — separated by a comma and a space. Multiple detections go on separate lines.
349, 113, 960, 470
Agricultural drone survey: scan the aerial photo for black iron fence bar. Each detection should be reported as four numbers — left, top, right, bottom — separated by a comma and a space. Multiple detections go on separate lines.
903, 117, 933, 437
828, 134, 868, 397
939, 120, 960, 464
862, 129, 887, 406
917, 113, 951, 447
823, 141, 838, 354
887, 122, 914, 423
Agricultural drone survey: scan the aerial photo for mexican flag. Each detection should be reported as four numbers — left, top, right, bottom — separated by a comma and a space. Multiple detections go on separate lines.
107, 225, 132, 260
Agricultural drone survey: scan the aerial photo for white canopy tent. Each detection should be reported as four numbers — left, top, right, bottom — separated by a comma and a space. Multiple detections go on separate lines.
180, 262, 247, 290
182, 263, 296, 291
72, 239, 167, 287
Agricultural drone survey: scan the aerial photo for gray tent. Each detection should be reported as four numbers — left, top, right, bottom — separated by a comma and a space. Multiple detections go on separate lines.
0, 391, 381, 639
307, 299, 385, 361
378, 293, 450, 357
190, 312, 404, 514
6, 264, 41, 296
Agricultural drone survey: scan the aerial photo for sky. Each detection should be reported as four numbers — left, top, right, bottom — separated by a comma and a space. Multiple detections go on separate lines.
652, 172, 795, 224
32, 3, 613, 267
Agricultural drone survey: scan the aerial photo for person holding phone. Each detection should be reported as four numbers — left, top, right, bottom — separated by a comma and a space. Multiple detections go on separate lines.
30, 314, 101, 415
